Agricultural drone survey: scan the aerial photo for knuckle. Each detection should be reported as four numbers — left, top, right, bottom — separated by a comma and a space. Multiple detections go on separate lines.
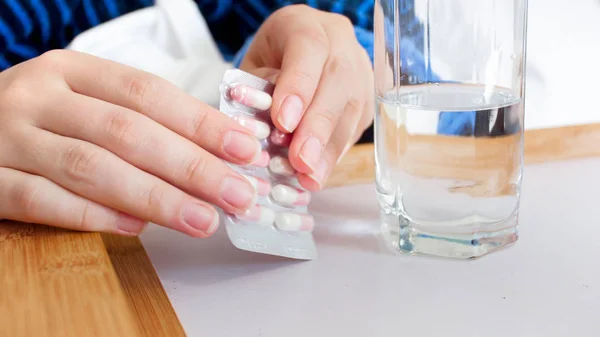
325, 57, 351, 77
182, 154, 208, 184
74, 202, 93, 231
123, 74, 160, 111
345, 97, 363, 117
314, 108, 338, 134
0, 82, 32, 109
331, 13, 354, 31
274, 4, 311, 17
12, 177, 42, 216
298, 29, 329, 52
35, 49, 70, 69
61, 144, 100, 186
105, 110, 141, 154
190, 108, 209, 142
142, 184, 165, 219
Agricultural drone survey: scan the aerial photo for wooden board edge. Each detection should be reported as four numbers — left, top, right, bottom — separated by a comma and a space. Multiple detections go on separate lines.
101, 234, 187, 337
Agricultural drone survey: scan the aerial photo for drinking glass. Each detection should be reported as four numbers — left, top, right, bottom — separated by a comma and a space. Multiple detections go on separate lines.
374, 0, 528, 258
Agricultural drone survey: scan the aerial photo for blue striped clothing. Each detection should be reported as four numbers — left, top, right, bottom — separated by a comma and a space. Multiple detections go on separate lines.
0, 0, 377, 70
0, 0, 477, 137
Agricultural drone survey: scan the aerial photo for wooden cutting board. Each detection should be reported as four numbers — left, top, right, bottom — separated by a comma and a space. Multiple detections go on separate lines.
1, 123, 600, 337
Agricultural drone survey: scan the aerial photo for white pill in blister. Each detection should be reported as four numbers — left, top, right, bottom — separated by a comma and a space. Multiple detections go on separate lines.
269, 156, 295, 176
228, 83, 273, 111
271, 184, 311, 206
237, 205, 276, 227
235, 115, 271, 140
275, 213, 315, 232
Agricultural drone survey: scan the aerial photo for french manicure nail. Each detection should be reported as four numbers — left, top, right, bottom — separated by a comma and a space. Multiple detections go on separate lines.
277, 95, 303, 132
308, 159, 328, 187
116, 213, 147, 235
223, 130, 261, 163
181, 203, 218, 234
229, 83, 273, 111
252, 150, 270, 168
299, 136, 322, 171
242, 174, 272, 196
221, 176, 257, 210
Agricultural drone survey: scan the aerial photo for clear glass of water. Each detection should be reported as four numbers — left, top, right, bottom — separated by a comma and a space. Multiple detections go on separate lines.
374, 0, 528, 259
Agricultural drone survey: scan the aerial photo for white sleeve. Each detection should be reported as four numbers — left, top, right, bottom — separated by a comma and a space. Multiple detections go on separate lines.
66, 0, 232, 108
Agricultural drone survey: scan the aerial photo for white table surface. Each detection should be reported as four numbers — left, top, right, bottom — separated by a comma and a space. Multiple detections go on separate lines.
141, 157, 600, 337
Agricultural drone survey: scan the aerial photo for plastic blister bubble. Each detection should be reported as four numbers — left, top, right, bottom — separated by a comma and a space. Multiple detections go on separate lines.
218, 69, 317, 260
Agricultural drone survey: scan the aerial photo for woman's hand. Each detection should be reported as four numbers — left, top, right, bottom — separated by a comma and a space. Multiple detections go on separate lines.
240, 5, 374, 191
0, 50, 261, 237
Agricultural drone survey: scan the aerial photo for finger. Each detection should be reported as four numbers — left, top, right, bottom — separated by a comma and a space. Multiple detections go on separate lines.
243, 67, 280, 84
289, 55, 361, 174
37, 93, 259, 212
42, 50, 260, 164
296, 107, 360, 191
8, 128, 243, 238
266, 28, 329, 133
296, 143, 337, 192
0, 167, 147, 235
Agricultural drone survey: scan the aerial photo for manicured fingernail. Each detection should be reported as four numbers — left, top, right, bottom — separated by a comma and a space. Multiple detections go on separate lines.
223, 130, 261, 163
235, 116, 271, 140
299, 136, 322, 171
277, 95, 303, 132
116, 213, 147, 235
221, 176, 257, 210
308, 159, 328, 187
229, 83, 273, 111
252, 150, 270, 167
181, 203, 218, 234
242, 174, 272, 196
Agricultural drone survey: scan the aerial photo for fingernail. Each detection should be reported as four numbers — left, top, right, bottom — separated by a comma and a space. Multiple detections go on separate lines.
221, 176, 257, 210
116, 213, 147, 235
252, 150, 270, 167
299, 136, 322, 171
229, 84, 273, 111
308, 159, 328, 187
242, 174, 272, 196
235, 116, 271, 140
223, 130, 261, 163
277, 95, 303, 132
181, 203, 218, 234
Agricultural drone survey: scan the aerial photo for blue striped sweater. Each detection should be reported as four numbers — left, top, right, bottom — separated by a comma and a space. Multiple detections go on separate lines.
0, 0, 476, 137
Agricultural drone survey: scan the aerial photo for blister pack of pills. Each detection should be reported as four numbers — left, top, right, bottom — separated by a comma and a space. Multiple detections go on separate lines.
218, 69, 317, 260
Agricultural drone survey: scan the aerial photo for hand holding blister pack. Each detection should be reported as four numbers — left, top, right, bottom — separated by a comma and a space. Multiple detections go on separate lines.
218, 69, 317, 260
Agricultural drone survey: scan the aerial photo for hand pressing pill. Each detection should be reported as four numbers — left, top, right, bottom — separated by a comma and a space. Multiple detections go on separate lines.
271, 184, 311, 206
275, 213, 315, 232
219, 69, 317, 260
268, 156, 295, 176
228, 83, 273, 111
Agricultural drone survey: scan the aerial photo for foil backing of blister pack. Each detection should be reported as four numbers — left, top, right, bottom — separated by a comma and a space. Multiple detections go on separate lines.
218, 69, 317, 260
